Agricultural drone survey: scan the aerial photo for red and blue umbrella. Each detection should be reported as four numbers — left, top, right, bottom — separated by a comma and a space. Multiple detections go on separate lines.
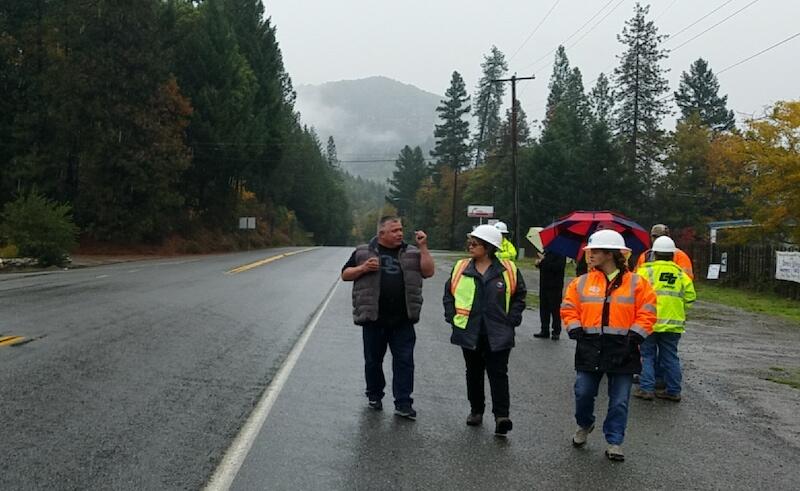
539, 210, 650, 259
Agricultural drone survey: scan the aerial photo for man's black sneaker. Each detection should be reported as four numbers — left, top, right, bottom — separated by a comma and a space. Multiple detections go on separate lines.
368, 399, 383, 411
551, 333, 560, 340
394, 406, 417, 420
494, 417, 513, 436
533, 331, 550, 339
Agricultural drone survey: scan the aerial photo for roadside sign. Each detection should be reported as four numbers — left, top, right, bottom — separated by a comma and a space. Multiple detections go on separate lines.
467, 205, 494, 218
239, 217, 256, 230
720, 252, 728, 273
707, 264, 721, 280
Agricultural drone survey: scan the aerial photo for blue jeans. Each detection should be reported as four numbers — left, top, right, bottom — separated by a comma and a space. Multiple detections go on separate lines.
574, 371, 633, 445
640, 332, 681, 395
362, 320, 416, 408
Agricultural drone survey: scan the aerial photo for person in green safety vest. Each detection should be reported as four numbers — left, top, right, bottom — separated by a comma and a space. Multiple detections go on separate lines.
443, 224, 526, 437
633, 236, 696, 402
494, 221, 517, 261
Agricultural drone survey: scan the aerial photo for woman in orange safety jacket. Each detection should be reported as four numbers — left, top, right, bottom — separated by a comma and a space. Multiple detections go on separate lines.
561, 229, 657, 462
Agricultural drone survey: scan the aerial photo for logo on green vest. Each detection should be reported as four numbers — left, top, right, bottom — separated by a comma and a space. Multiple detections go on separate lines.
659, 272, 678, 285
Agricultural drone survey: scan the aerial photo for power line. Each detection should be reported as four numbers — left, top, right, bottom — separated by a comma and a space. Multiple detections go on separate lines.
654, 0, 680, 22
508, 0, 561, 62
561, 0, 627, 65
717, 31, 800, 74
670, 0, 760, 52
518, 0, 617, 72
663, 0, 734, 42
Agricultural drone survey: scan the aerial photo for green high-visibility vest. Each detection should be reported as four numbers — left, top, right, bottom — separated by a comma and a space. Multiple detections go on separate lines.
637, 260, 697, 333
450, 259, 518, 329
496, 238, 517, 262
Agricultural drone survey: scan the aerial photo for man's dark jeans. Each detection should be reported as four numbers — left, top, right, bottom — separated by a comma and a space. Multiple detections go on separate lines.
462, 335, 511, 417
362, 319, 416, 408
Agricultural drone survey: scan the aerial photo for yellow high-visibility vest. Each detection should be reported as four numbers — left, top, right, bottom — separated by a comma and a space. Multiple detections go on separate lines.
450, 259, 517, 329
496, 238, 517, 262
637, 260, 696, 333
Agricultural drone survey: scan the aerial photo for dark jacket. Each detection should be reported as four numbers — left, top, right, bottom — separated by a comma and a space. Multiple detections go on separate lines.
443, 258, 526, 352
537, 251, 566, 292
350, 237, 424, 325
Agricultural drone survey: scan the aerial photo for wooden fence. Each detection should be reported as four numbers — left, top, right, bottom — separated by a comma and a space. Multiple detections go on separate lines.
681, 241, 800, 300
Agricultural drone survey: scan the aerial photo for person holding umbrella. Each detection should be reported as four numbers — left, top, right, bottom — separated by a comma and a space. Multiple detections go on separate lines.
443, 224, 526, 437
561, 229, 657, 461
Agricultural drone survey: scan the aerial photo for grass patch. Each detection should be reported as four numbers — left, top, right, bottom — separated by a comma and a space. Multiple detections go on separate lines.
765, 367, 800, 390
526, 293, 540, 309
696, 282, 800, 325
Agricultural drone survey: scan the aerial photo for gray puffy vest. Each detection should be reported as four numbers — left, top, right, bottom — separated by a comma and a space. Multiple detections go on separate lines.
351, 241, 424, 325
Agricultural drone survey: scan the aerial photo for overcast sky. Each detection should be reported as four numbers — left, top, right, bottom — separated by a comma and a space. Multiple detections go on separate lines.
267, 0, 799, 131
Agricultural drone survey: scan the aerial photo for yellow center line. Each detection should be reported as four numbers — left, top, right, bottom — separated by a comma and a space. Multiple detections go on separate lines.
0, 335, 26, 347
225, 247, 318, 275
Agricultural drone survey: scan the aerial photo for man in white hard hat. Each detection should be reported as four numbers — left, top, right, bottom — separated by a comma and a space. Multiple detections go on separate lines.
635, 224, 694, 279
634, 236, 696, 402
494, 221, 517, 262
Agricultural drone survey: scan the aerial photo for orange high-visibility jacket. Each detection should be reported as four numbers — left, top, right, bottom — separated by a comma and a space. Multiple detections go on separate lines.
635, 248, 694, 280
561, 270, 657, 339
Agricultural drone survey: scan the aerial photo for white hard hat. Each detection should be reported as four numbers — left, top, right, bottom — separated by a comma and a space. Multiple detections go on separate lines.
468, 224, 503, 249
652, 236, 677, 253
583, 229, 631, 252
494, 221, 509, 234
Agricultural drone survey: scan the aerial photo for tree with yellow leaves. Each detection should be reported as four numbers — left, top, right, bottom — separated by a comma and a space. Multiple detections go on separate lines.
710, 101, 800, 243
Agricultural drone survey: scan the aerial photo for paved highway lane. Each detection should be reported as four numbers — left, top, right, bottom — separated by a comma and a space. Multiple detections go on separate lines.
3, 249, 799, 490
228, 255, 800, 491
0, 247, 348, 489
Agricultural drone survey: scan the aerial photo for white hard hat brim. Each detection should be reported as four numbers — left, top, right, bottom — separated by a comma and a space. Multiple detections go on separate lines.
583, 243, 631, 252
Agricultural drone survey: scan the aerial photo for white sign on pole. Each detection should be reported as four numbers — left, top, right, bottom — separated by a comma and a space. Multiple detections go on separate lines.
720, 252, 728, 273
707, 264, 721, 280
467, 205, 494, 218
775, 251, 800, 284
239, 216, 256, 230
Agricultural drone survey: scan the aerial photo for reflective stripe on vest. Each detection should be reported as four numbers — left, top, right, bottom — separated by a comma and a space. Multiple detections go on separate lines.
450, 259, 517, 329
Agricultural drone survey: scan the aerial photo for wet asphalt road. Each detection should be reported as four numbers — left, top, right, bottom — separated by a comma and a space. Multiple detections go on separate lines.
2, 249, 799, 490
0, 247, 342, 489
230, 255, 800, 490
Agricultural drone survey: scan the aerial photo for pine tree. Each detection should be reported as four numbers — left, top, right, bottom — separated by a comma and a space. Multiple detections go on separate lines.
387, 146, 427, 221
326, 136, 339, 168
471, 46, 508, 165
589, 72, 614, 126
674, 58, 735, 132
613, 2, 670, 214
545, 46, 572, 124
431, 71, 471, 248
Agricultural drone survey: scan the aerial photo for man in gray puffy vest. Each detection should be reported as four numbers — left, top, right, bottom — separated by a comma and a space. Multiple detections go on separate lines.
341, 216, 435, 419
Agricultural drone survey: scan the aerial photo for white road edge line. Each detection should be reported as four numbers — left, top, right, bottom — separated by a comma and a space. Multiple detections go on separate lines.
204, 278, 341, 491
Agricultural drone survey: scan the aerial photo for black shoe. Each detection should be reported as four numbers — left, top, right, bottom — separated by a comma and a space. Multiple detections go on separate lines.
533, 331, 550, 339
494, 417, 513, 436
368, 399, 383, 411
466, 412, 483, 426
551, 333, 560, 340
394, 406, 417, 420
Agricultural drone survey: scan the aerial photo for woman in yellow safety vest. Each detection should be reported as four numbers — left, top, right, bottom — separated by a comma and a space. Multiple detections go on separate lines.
443, 224, 526, 437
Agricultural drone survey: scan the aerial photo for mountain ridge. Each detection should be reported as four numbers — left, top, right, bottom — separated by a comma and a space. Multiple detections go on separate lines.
295, 76, 442, 182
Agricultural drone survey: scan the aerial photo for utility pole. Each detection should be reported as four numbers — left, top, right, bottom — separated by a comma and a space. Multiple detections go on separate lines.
491, 74, 535, 254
